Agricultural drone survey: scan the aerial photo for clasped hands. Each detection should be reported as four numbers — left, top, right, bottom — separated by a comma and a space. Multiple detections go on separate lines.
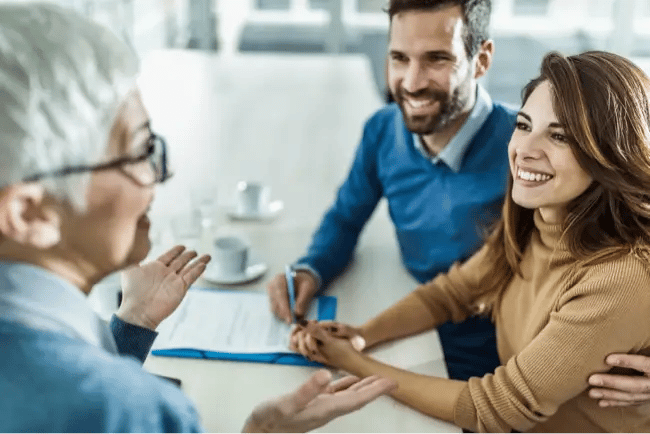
290, 320, 367, 368
292, 321, 650, 410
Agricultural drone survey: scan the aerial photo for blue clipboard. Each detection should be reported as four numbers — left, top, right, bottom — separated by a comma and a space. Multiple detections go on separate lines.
152, 295, 337, 367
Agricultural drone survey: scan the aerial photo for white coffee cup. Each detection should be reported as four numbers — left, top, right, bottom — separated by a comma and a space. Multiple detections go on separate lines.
212, 236, 249, 276
236, 181, 270, 216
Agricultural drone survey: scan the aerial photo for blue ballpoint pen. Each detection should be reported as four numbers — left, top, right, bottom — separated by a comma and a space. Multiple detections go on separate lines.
285, 264, 296, 324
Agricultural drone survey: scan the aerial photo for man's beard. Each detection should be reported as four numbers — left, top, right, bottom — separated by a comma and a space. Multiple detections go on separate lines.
394, 84, 469, 135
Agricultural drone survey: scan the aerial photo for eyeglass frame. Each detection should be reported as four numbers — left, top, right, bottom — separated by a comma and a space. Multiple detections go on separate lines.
21, 132, 173, 187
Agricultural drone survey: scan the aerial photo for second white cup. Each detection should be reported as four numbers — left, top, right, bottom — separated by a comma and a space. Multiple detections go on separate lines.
212, 235, 249, 277
236, 181, 270, 215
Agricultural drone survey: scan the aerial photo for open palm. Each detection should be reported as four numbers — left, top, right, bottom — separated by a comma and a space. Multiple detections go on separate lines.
117, 246, 211, 330
243, 370, 396, 433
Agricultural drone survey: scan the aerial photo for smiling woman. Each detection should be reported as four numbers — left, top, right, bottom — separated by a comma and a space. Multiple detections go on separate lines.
498, 51, 650, 266
509, 80, 594, 224
291, 50, 650, 432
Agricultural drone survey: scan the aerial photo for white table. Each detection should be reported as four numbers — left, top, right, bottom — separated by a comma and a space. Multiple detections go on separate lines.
138, 50, 459, 432
139, 49, 383, 227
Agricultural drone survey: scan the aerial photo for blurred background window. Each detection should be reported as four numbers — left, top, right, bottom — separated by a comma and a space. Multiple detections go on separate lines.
1, 0, 649, 105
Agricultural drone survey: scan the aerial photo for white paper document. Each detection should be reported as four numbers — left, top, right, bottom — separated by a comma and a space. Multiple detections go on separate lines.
151, 288, 319, 354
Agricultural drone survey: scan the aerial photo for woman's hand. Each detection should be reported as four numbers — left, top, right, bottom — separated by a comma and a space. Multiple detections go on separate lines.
318, 321, 367, 351
117, 245, 211, 330
290, 321, 363, 367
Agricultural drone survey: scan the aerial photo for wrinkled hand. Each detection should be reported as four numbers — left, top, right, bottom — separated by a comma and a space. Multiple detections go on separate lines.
242, 369, 397, 433
290, 321, 361, 368
589, 354, 650, 407
267, 270, 318, 324
117, 245, 211, 330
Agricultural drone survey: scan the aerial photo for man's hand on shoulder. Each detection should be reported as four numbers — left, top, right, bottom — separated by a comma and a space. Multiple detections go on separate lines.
589, 354, 650, 407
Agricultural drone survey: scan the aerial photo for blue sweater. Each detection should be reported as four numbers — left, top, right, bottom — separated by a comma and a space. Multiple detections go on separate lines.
299, 102, 516, 379
0, 317, 202, 432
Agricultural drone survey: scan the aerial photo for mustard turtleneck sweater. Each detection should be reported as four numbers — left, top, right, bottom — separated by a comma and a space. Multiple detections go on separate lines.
413, 210, 650, 432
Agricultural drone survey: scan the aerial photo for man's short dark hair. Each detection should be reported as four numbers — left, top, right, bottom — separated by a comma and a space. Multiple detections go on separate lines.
387, 0, 492, 57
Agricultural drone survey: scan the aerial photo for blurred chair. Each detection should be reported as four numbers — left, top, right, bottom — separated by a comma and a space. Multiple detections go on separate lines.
187, 0, 218, 50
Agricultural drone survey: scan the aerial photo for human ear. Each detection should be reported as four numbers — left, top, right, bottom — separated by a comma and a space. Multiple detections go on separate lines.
0, 184, 61, 249
473, 40, 494, 79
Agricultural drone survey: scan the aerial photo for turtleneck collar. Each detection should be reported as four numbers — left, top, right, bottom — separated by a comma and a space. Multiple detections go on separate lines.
533, 209, 568, 251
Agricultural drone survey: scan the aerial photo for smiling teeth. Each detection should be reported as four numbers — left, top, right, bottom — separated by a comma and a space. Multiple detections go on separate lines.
407, 99, 431, 108
518, 170, 552, 182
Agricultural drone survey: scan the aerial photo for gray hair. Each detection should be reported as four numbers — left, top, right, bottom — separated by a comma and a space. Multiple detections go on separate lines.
0, 3, 140, 209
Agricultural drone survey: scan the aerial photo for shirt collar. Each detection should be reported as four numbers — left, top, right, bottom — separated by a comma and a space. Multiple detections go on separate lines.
413, 84, 493, 172
0, 260, 118, 354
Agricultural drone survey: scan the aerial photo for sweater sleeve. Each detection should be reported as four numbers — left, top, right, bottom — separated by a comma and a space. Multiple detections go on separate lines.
411, 242, 496, 326
297, 116, 384, 287
109, 314, 158, 363
453, 257, 650, 432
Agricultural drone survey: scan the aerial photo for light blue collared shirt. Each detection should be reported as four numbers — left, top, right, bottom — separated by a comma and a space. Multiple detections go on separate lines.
0, 260, 118, 353
0, 260, 203, 432
413, 84, 493, 173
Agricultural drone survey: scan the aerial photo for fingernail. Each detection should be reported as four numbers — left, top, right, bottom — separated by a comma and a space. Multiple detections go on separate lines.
607, 356, 620, 366
589, 377, 603, 386
600, 401, 609, 407
590, 390, 602, 398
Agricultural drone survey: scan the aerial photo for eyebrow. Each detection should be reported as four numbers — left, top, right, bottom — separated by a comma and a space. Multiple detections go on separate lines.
517, 111, 531, 122
517, 111, 565, 129
389, 49, 455, 60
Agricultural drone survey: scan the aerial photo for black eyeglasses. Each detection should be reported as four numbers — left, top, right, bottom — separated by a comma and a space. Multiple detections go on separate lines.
22, 132, 173, 187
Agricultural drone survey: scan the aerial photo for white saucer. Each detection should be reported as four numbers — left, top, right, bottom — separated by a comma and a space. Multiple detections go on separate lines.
227, 200, 283, 222
202, 255, 268, 285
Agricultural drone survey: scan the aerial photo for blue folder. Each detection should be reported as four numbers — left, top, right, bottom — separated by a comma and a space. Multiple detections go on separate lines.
152, 294, 337, 367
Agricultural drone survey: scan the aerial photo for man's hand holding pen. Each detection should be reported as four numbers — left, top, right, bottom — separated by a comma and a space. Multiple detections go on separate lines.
267, 268, 319, 324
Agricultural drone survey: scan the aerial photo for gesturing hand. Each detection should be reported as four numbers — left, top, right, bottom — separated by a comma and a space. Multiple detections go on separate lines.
117, 245, 211, 330
242, 369, 397, 433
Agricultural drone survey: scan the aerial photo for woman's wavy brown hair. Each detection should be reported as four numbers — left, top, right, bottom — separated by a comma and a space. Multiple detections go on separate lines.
480, 51, 650, 300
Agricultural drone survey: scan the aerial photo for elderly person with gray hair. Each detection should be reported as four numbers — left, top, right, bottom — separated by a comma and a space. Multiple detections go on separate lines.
0, 3, 395, 432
